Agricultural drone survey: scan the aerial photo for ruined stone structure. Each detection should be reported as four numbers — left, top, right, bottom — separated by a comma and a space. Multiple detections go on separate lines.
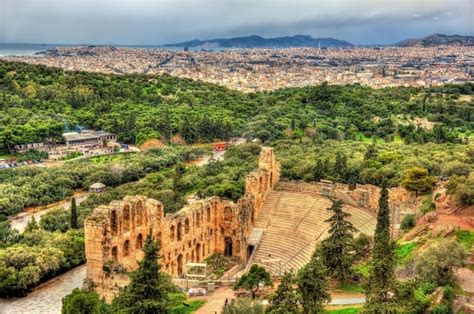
84, 147, 279, 302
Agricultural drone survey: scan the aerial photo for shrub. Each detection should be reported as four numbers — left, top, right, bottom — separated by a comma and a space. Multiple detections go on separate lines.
400, 214, 415, 231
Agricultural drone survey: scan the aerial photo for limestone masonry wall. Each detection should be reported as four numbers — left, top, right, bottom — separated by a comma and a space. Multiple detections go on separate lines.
84, 147, 280, 302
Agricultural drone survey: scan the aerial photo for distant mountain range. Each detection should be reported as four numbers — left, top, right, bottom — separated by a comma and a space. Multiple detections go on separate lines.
163, 35, 353, 49
397, 33, 474, 47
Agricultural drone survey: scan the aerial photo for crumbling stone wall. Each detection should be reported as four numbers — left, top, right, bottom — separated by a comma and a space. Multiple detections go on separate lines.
276, 181, 416, 213
84, 147, 280, 302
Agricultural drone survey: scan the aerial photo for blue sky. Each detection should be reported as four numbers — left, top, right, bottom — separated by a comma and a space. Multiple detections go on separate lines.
1, 0, 472, 45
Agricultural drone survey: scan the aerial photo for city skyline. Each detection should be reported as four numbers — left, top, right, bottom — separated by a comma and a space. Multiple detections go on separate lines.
1, 0, 473, 46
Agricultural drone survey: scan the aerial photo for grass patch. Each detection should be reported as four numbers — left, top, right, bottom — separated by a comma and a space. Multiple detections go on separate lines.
395, 242, 417, 264
170, 300, 205, 314
455, 229, 474, 251
335, 282, 365, 293
353, 263, 370, 278
325, 307, 361, 314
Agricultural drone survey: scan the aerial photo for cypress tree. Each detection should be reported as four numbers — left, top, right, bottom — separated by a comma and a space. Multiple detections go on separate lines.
320, 199, 356, 284
113, 232, 170, 313
334, 152, 347, 182
314, 159, 325, 181
363, 183, 397, 312
70, 197, 78, 229
297, 251, 331, 314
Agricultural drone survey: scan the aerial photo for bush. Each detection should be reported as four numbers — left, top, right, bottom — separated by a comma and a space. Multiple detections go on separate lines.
400, 214, 415, 231
412, 239, 467, 285
222, 298, 265, 314
62, 288, 103, 314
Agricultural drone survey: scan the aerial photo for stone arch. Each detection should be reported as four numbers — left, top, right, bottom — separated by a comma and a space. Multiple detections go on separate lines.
111, 210, 118, 235
259, 176, 263, 193
123, 240, 130, 256
224, 207, 233, 222
136, 233, 143, 249
177, 221, 183, 241
206, 206, 211, 223
170, 225, 175, 241
123, 205, 131, 232
224, 237, 233, 256
202, 243, 206, 258
111, 246, 118, 260
177, 254, 183, 276
185, 218, 190, 234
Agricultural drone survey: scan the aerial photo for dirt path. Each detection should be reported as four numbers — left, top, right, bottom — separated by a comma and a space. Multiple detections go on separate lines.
0, 265, 86, 314
194, 286, 235, 314
8, 191, 89, 232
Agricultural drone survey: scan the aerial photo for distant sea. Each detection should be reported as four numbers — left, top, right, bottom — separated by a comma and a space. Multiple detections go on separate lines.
0, 43, 229, 56
0, 43, 58, 56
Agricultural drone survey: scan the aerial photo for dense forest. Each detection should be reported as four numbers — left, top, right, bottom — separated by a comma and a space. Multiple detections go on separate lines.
0, 60, 472, 152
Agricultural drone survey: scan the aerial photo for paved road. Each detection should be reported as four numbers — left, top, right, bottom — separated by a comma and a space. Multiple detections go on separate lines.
0, 265, 87, 314
9, 192, 89, 232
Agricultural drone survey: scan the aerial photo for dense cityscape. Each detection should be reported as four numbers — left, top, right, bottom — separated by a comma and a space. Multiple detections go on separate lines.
4, 44, 473, 91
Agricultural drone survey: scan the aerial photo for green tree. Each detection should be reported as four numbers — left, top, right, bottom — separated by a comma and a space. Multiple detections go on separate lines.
297, 251, 331, 314
234, 264, 272, 299
24, 216, 39, 233
70, 197, 78, 229
113, 232, 170, 313
363, 183, 397, 313
364, 143, 378, 160
267, 271, 298, 314
401, 167, 436, 196
62, 288, 103, 314
319, 199, 356, 284
413, 239, 467, 286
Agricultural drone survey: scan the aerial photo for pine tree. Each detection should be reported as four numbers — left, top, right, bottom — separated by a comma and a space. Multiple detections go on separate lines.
267, 271, 298, 314
113, 232, 170, 313
363, 183, 397, 313
320, 199, 356, 284
70, 197, 78, 229
297, 251, 331, 314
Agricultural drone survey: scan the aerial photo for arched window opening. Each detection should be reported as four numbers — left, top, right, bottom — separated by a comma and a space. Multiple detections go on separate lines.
136, 233, 143, 249
196, 243, 201, 261
177, 222, 183, 241
123, 240, 130, 256
111, 246, 118, 260
224, 237, 233, 256
185, 218, 190, 234
123, 205, 131, 232
196, 213, 200, 227
111, 210, 118, 235
177, 254, 183, 276
207, 207, 211, 223
136, 201, 143, 226
170, 225, 175, 241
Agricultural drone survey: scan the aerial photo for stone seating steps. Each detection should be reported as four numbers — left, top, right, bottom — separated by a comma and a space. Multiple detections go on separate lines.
254, 191, 281, 229
250, 189, 377, 276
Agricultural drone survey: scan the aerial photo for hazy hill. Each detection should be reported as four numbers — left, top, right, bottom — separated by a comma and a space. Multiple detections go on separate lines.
397, 33, 474, 47
164, 34, 353, 48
